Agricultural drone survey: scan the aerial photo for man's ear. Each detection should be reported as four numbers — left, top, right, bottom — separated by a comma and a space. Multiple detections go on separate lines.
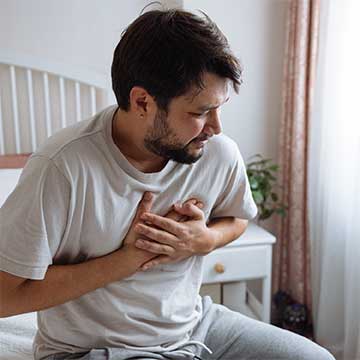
129, 86, 157, 118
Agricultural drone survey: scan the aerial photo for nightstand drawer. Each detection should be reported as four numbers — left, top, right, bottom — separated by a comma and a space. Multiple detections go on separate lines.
202, 245, 271, 284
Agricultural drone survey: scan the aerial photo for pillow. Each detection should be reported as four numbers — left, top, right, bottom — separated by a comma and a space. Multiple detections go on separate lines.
0, 153, 30, 207
0, 169, 22, 207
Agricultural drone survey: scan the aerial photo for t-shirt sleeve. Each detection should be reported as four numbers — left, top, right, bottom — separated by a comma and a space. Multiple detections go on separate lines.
209, 144, 258, 220
0, 155, 70, 280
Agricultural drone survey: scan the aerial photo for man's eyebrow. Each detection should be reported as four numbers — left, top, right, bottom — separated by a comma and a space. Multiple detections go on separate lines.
196, 97, 230, 112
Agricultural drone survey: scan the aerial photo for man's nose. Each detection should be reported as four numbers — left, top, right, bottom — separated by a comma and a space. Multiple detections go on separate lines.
205, 109, 222, 136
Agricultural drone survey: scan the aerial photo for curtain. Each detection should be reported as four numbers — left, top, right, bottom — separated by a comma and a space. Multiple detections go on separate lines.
309, 0, 360, 359
273, 0, 320, 316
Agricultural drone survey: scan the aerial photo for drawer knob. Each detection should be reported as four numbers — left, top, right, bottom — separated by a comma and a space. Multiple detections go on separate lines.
214, 263, 225, 274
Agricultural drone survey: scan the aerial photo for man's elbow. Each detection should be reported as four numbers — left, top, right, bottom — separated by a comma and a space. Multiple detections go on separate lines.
234, 218, 248, 236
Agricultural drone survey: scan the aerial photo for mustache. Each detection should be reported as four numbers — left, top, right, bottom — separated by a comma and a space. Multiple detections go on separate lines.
193, 135, 211, 142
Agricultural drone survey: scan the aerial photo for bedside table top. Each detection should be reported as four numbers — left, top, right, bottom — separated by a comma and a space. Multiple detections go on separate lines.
225, 222, 276, 248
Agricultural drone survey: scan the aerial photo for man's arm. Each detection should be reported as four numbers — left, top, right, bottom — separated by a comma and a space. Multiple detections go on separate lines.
206, 217, 248, 251
0, 246, 152, 318
0, 193, 202, 318
0, 191, 156, 318
134, 204, 250, 269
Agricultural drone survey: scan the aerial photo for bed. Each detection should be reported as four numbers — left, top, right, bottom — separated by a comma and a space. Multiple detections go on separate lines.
0, 52, 110, 359
0, 311, 37, 360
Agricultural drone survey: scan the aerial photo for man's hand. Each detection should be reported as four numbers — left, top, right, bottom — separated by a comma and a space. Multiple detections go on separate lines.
121, 192, 158, 268
134, 202, 219, 270
122, 192, 205, 269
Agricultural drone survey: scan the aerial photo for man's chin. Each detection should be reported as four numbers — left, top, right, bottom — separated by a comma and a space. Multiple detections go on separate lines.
170, 147, 203, 164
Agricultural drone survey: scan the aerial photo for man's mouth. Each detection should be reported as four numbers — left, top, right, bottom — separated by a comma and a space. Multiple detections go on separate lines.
193, 138, 209, 148
194, 135, 210, 142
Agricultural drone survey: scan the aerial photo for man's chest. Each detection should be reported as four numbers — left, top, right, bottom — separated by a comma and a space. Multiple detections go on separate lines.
53, 170, 225, 264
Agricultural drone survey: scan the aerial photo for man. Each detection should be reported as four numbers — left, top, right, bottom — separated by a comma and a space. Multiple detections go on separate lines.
0, 9, 334, 360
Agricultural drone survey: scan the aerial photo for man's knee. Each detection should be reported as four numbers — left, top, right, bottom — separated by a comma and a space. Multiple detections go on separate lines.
266, 327, 335, 360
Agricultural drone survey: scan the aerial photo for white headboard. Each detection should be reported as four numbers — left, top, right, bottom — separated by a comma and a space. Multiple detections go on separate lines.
0, 51, 111, 155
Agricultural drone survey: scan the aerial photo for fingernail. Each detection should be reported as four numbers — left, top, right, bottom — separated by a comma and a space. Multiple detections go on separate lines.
144, 192, 152, 201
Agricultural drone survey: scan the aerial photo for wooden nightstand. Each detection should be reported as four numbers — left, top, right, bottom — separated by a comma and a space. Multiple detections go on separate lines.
201, 222, 276, 323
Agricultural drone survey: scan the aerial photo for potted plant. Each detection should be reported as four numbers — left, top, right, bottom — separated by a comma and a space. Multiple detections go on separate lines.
246, 154, 287, 222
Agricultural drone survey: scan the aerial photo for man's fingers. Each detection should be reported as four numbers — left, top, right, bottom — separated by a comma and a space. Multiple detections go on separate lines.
137, 215, 182, 239
164, 198, 197, 220
141, 191, 154, 211
135, 238, 175, 256
195, 200, 204, 209
173, 202, 204, 220
141, 255, 173, 270
135, 221, 179, 245
135, 192, 154, 222
165, 198, 203, 221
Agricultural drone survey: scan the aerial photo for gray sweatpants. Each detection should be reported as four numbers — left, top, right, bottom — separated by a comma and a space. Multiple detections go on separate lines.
47, 296, 335, 360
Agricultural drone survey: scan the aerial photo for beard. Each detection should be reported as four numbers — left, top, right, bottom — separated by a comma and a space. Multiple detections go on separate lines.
143, 109, 204, 164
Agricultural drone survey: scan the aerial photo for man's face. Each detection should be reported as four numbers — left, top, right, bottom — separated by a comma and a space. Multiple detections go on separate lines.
144, 72, 229, 164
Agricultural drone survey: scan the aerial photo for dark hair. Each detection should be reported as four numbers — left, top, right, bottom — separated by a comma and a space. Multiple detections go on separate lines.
111, 9, 243, 112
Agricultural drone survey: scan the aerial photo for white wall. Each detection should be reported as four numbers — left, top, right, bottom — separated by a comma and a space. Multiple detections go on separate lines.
184, 0, 288, 163
0, 0, 155, 95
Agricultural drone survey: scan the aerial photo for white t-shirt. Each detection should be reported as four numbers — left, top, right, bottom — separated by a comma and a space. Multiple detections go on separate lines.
0, 105, 257, 359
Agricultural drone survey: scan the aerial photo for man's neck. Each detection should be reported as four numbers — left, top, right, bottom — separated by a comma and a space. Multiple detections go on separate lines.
111, 108, 168, 173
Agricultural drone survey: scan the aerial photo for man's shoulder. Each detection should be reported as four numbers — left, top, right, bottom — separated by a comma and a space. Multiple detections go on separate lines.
33, 106, 115, 163
206, 133, 241, 164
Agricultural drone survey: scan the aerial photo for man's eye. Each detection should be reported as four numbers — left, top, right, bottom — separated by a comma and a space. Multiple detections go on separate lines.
190, 112, 206, 117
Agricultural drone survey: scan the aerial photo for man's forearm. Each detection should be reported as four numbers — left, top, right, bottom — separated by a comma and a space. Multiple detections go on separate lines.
123, 213, 249, 269
207, 217, 248, 251
1, 246, 153, 318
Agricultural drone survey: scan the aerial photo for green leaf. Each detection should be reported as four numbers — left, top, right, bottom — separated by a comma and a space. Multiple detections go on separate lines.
247, 153, 284, 221
246, 158, 272, 168
269, 164, 279, 172
263, 171, 277, 181
259, 208, 274, 220
252, 190, 264, 204
275, 208, 287, 217
249, 178, 259, 190
257, 158, 272, 165
246, 154, 263, 162
262, 181, 272, 194
254, 174, 264, 183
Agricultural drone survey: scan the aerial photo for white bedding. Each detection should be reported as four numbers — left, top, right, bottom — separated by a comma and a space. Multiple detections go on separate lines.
0, 312, 37, 359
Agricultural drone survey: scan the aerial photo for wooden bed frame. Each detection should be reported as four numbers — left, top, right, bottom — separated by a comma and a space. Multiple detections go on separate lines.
0, 154, 31, 168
